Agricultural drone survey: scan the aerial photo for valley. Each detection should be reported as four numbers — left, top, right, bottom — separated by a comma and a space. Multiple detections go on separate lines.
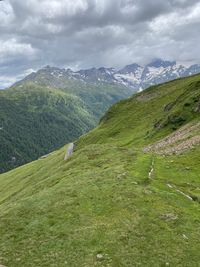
1, 1, 200, 266
1, 59, 200, 173
0, 75, 131, 173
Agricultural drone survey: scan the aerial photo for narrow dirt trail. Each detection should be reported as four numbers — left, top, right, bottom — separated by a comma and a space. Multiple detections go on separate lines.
147, 158, 194, 202
148, 158, 155, 179
167, 183, 193, 201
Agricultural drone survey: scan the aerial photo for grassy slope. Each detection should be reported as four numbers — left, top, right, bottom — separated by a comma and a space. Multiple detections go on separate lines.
0, 75, 200, 266
77, 73, 200, 148
0, 81, 130, 173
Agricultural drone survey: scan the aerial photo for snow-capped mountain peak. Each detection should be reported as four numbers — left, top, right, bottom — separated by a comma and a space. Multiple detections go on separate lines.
114, 59, 200, 90
15, 59, 200, 92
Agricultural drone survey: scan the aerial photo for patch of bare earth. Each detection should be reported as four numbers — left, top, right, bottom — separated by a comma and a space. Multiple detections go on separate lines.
144, 121, 200, 155
136, 91, 158, 102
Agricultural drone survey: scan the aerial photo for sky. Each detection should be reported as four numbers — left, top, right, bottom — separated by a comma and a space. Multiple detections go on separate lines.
0, 0, 200, 88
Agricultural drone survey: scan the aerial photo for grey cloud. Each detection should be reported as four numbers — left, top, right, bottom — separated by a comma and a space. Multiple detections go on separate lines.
0, 0, 200, 88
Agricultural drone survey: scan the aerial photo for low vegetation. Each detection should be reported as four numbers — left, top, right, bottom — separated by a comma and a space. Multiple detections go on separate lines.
0, 74, 200, 266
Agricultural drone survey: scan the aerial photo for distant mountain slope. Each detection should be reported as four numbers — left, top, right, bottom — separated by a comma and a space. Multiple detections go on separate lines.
14, 66, 131, 118
14, 59, 200, 93
115, 59, 200, 90
15, 59, 200, 92
0, 74, 200, 266
0, 79, 131, 173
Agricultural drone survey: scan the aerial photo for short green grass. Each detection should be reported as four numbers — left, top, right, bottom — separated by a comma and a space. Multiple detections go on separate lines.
77, 74, 200, 149
0, 74, 200, 266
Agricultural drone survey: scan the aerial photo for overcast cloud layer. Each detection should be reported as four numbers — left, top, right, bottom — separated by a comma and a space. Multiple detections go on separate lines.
0, 0, 200, 88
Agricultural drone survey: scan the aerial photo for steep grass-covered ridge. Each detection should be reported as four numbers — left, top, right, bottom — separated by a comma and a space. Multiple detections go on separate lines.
0, 74, 200, 266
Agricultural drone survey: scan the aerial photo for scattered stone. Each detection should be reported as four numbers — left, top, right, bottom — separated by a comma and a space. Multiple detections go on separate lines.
96, 254, 104, 260
164, 102, 174, 112
117, 172, 127, 179
131, 181, 138, 185
182, 234, 188, 240
40, 154, 49, 159
160, 213, 178, 221
136, 91, 158, 102
167, 184, 173, 189
185, 167, 190, 170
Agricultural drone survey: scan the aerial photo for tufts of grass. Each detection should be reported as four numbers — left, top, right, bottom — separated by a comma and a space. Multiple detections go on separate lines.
0, 74, 200, 266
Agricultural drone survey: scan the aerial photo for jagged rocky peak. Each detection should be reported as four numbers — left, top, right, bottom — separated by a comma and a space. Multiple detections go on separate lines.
147, 59, 176, 68
118, 63, 142, 74
98, 67, 116, 74
12, 59, 200, 92
41, 65, 61, 72
186, 64, 200, 73
76, 67, 116, 83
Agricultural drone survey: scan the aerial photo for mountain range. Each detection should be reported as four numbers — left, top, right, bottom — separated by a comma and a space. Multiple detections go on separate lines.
15, 59, 200, 91
1, 58, 200, 173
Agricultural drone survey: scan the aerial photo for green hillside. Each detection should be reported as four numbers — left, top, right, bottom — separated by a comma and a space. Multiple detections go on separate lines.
0, 80, 130, 173
77, 73, 200, 148
0, 74, 200, 266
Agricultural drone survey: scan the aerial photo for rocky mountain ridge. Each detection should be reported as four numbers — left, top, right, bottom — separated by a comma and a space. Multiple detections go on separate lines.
15, 59, 200, 92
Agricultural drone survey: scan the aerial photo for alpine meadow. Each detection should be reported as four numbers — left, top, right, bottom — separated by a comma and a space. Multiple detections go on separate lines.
1, 74, 200, 266
1, 0, 200, 267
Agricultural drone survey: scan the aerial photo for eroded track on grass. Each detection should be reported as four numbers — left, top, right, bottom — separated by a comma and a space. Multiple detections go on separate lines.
167, 183, 193, 201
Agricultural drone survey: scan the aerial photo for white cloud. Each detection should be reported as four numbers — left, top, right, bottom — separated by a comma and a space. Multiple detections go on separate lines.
0, 0, 199, 88
150, 1, 200, 34
0, 38, 38, 62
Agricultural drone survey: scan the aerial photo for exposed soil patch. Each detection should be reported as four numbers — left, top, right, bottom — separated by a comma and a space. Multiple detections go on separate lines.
160, 213, 178, 221
136, 91, 158, 102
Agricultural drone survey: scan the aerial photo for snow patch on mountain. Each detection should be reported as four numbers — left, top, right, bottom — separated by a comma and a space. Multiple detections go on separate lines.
114, 60, 200, 91
14, 59, 200, 92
